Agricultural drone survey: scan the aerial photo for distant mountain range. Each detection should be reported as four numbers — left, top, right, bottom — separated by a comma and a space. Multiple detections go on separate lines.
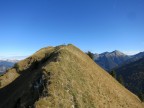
0, 56, 27, 61
0, 56, 27, 74
0, 60, 18, 74
94, 50, 144, 71
124, 52, 144, 64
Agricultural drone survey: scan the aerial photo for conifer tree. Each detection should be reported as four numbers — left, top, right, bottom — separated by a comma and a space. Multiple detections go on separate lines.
86, 51, 94, 60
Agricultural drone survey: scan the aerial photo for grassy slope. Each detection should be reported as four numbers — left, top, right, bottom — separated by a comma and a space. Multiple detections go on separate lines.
0, 44, 143, 108
35, 45, 143, 108
0, 46, 57, 108
0, 46, 55, 88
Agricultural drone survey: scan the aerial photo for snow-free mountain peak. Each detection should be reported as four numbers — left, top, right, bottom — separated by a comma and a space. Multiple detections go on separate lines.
0, 44, 143, 108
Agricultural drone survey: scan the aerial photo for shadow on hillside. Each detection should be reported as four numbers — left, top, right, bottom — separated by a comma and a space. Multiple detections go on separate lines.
0, 51, 59, 108
0, 61, 42, 108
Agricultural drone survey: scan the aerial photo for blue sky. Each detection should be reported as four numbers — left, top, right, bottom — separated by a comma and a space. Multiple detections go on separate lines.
0, 0, 144, 57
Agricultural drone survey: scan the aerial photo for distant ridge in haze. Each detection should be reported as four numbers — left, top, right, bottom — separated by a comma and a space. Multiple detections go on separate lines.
0, 56, 27, 61
0, 56, 27, 73
0, 60, 18, 73
124, 52, 144, 65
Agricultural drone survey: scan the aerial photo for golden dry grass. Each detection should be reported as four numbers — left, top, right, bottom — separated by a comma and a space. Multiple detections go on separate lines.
0, 44, 143, 108
0, 68, 19, 88
35, 45, 144, 108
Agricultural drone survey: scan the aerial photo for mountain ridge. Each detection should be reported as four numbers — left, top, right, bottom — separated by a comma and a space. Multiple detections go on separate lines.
0, 44, 143, 108
94, 50, 144, 71
94, 50, 130, 71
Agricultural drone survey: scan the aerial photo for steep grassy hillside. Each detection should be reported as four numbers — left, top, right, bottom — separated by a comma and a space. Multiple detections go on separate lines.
0, 44, 143, 108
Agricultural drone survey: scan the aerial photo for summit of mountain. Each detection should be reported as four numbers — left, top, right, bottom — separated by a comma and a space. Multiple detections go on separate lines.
94, 50, 130, 71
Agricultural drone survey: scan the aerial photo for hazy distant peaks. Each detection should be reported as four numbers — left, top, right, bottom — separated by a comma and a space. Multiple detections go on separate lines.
112, 50, 122, 54
100, 52, 109, 55
0, 56, 28, 61
97, 50, 127, 57
111, 50, 127, 56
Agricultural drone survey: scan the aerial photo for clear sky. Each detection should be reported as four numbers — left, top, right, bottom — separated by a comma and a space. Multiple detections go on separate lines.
0, 0, 144, 57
